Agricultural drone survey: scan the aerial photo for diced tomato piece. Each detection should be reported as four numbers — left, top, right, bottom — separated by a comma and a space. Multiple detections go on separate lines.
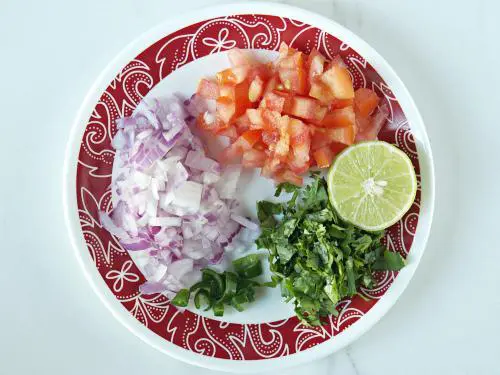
310, 127, 330, 150
287, 118, 309, 145
242, 149, 267, 168
239, 129, 262, 148
309, 80, 336, 105
228, 48, 254, 67
216, 96, 235, 124
286, 96, 326, 122
261, 109, 282, 131
253, 141, 267, 151
197, 79, 219, 99
356, 103, 389, 141
248, 76, 265, 102
247, 63, 273, 82
234, 113, 251, 133
354, 88, 380, 117
197, 112, 224, 133
277, 48, 307, 95
260, 91, 286, 112
330, 142, 348, 154
320, 107, 355, 128
275, 169, 303, 186
220, 143, 243, 164
307, 49, 326, 86
355, 115, 371, 134
216, 66, 248, 85
326, 126, 355, 145
261, 157, 282, 178
274, 116, 291, 160
320, 59, 354, 100
262, 130, 279, 145
287, 118, 310, 173
233, 80, 250, 118
263, 76, 279, 95
247, 108, 265, 129
330, 98, 354, 110
217, 126, 238, 140
313, 146, 334, 168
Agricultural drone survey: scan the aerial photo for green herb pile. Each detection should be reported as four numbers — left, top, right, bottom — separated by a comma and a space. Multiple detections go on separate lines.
256, 173, 405, 326
171, 254, 268, 316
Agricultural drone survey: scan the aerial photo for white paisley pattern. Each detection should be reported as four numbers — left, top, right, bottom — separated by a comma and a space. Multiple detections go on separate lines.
75, 14, 421, 360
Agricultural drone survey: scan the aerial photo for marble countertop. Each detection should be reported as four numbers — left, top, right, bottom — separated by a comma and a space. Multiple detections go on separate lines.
2, 0, 499, 374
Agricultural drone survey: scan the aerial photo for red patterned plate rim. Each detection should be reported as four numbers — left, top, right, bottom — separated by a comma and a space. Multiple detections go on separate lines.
63, 3, 435, 372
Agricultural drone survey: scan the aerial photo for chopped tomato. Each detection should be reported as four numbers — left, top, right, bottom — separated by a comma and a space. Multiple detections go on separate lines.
261, 109, 282, 130
320, 59, 354, 100
248, 76, 265, 102
330, 142, 348, 154
197, 79, 219, 99
326, 125, 355, 145
261, 157, 282, 178
197, 112, 225, 133
234, 113, 251, 132
277, 50, 307, 95
288, 118, 309, 145
216, 67, 248, 85
195, 43, 364, 184
247, 108, 264, 129
262, 129, 279, 145
260, 91, 286, 112
274, 115, 291, 160
307, 49, 326, 86
275, 169, 303, 186
242, 149, 267, 168
233, 80, 251, 118
287, 96, 326, 122
263, 76, 278, 95
356, 103, 388, 141
310, 127, 330, 150
313, 146, 334, 168
239, 129, 262, 148
216, 96, 235, 124
354, 88, 380, 117
320, 107, 355, 128
330, 98, 354, 110
217, 126, 238, 140
309, 80, 335, 105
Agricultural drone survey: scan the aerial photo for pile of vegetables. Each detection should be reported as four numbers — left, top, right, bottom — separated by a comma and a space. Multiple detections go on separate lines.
195, 43, 388, 185
100, 96, 258, 298
255, 174, 405, 325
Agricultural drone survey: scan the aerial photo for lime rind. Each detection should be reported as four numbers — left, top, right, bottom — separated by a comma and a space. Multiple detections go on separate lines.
327, 141, 417, 231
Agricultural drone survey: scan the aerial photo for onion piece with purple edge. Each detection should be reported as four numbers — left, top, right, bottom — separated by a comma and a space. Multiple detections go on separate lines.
99, 95, 259, 297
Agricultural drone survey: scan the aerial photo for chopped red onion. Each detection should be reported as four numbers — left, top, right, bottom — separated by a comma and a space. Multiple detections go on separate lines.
99, 95, 259, 296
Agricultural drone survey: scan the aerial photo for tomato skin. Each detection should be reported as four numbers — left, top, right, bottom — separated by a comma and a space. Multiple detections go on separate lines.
320, 107, 355, 128
354, 88, 380, 117
313, 146, 334, 168
330, 142, 348, 154
197, 79, 219, 99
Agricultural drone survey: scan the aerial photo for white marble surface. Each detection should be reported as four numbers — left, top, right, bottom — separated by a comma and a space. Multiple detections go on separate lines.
1, 0, 500, 374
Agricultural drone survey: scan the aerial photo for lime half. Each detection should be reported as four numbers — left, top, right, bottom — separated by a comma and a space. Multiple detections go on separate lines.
327, 141, 417, 231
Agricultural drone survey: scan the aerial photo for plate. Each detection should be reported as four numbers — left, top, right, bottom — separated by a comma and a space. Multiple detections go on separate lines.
63, 2, 435, 372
